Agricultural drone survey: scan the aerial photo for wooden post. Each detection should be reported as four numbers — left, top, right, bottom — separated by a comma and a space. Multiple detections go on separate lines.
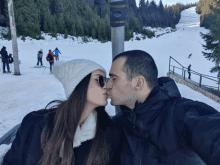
7, 0, 20, 75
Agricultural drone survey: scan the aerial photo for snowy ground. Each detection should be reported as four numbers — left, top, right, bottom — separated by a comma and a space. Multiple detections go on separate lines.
0, 6, 220, 162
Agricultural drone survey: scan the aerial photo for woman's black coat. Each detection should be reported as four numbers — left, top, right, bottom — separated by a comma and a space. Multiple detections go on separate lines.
2, 109, 122, 165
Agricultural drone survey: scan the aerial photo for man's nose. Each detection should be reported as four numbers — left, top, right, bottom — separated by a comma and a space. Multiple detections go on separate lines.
104, 78, 112, 91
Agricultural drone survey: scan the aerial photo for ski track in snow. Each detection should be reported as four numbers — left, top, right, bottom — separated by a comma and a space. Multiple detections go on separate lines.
0, 6, 220, 162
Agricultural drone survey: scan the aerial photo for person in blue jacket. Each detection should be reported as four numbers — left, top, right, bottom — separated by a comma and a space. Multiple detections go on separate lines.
188, 53, 192, 58
53, 47, 61, 61
106, 50, 220, 165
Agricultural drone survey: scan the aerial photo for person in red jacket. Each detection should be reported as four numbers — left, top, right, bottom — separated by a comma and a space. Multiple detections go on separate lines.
46, 49, 57, 74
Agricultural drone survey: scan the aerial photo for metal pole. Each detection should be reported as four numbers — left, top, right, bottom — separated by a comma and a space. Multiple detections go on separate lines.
218, 80, 219, 90
173, 66, 175, 74
110, 0, 125, 115
7, 0, 20, 75
199, 75, 202, 87
169, 56, 171, 73
184, 70, 185, 79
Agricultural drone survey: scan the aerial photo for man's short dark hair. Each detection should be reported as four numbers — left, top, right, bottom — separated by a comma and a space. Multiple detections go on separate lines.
113, 50, 158, 89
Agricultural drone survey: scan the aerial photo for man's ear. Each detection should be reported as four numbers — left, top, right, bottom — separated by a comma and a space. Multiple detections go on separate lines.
132, 76, 145, 91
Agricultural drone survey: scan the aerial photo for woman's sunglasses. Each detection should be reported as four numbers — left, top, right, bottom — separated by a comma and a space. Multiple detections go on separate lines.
98, 76, 107, 87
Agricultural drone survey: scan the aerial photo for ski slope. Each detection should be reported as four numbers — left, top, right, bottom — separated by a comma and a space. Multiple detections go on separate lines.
0, 6, 220, 162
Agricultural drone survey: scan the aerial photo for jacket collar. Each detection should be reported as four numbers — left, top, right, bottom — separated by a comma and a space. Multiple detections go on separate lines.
119, 77, 181, 132
59, 111, 97, 158
121, 77, 181, 113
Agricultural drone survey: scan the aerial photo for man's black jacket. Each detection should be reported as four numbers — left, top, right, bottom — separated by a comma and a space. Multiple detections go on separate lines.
188, 65, 191, 72
113, 77, 220, 165
0, 47, 8, 62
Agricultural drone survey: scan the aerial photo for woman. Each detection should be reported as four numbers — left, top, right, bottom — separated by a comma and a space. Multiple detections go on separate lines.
46, 49, 57, 73
2, 59, 122, 165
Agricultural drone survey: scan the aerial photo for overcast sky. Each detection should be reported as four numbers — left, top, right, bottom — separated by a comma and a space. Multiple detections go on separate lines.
135, 0, 199, 7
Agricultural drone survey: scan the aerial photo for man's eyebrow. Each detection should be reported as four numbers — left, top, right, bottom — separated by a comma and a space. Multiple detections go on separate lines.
109, 73, 118, 77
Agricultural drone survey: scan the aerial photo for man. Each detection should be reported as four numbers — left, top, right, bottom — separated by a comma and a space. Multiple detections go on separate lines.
106, 50, 220, 165
188, 64, 191, 79
0, 46, 11, 73
46, 49, 57, 74
36, 49, 43, 66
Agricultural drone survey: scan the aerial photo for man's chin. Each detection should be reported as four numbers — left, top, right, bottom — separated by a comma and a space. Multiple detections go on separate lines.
110, 100, 119, 106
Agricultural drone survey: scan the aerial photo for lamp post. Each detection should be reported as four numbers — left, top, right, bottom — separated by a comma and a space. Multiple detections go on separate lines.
110, 0, 126, 115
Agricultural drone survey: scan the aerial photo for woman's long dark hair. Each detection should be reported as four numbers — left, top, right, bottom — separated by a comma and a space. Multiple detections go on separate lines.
39, 73, 110, 165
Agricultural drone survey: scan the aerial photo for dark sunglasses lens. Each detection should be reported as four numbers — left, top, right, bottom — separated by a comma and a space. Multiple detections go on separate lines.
99, 76, 105, 87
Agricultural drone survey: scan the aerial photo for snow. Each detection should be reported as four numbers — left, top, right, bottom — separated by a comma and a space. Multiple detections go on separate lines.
0, 6, 220, 162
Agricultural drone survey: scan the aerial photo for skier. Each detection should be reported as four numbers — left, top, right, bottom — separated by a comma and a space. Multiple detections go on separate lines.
53, 47, 61, 61
188, 53, 192, 58
0, 46, 11, 73
46, 49, 57, 74
188, 64, 191, 79
36, 49, 43, 67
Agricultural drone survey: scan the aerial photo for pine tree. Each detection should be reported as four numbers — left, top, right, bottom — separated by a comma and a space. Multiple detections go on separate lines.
64, 29, 68, 38
91, 28, 96, 39
200, 0, 220, 73
98, 23, 103, 41
148, 0, 157, 14
125, 23, 130, 41
56, 13, 65, 34
105, 18, 111, 40
71, 22, 76, 36
13, 0, 41, 38
139, 0, 145, 13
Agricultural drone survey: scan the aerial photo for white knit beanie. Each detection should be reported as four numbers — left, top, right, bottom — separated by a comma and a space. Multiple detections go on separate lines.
53, 59, 106, 99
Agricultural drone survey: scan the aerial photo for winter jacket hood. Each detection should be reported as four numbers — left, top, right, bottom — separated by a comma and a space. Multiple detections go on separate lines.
133, 76, 181, 110
118, 77, 182, 138
122, 76, 181, 107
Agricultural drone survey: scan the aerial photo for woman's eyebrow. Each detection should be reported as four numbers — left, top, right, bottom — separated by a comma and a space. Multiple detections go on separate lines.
93, 74, 105, 77
109, 73, 118, 77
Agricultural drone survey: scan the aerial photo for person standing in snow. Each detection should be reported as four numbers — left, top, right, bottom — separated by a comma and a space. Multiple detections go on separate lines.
36, 49, 43, 66
8, 54, 13, 64
46, 49, 58, 74
53, 47, 61, 61
2, 59, 121, 165
188, 64, 191, 79
0, 46, 10, 73
8, 54, 14, 71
